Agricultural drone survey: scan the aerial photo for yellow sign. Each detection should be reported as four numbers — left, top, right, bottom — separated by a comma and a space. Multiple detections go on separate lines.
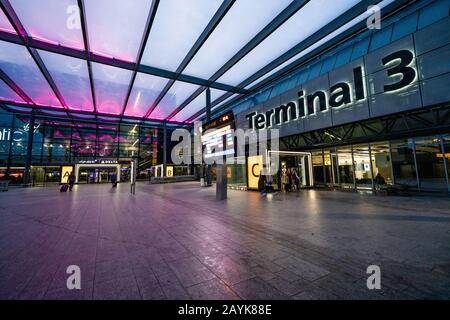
247, 155, 263, 190
166, 166, 174, 177
436, 153, 450, 159
60, 166, 73, 184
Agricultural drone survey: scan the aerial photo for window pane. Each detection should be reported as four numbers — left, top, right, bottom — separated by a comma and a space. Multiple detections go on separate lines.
334, 46, 353, 68
91, 62, 133, 115
141, 0, 223, 71
391, 12, 418, 42
124, 73, 168, 118
148, 81, 199, 120
418, 0, 450, 29
171, 88, 226, 122
312, 151, 324, 185
415, 136, 447, 191
307, 62, 322, 80
369, 25, 393, 52
183, 0, 291, 79
10, 0, 84, 50
320, 56, 336, 75
0, 79, 24, 103
0, 41, 62, 107
390, 139, 418, 188
216, 0, 360, 86
38, 50, 94, 112
337, 147, 354, 188
351, 37, 370, 60
353, 144, 373, 189
84, 0, 152, 62
443, 135, 450, 188
0, 7, 16, 34
371, 142, 393, 186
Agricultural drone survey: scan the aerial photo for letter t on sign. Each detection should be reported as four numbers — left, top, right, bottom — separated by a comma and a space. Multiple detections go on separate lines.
246, 112, 257, 130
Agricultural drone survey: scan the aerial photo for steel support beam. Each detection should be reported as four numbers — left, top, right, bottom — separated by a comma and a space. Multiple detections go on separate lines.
143, 0, 235, 120
120, 0, 160, 119
22, 111, 35, 186
0, 69, 34, 104
209, 0, 415, 119
206, 88, 212, 122
177, 0, 310, 122
77, 0, 97, 118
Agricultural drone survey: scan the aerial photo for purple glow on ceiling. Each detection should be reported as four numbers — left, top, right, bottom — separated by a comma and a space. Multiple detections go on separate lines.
0, 8, 16, 34
9, 0, 85, 50
0, 79, 25, 103
92, 62, 133, 115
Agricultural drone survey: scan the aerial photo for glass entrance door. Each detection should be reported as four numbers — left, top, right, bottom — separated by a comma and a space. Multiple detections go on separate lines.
268, 151, 313, 191
78, 167, 115, 183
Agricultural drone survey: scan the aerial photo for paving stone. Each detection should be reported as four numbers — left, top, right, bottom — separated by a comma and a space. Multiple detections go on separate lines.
157, 272, 191, 300
231, 277, 289, 300
187, 279, 240, 300
93, 276, 141, 300
167, 256, 217, 287
0, 182, 449, 299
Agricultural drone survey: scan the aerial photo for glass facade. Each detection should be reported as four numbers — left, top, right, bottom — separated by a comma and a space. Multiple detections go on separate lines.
307, 135, 450, 193
0, 108, 179, 185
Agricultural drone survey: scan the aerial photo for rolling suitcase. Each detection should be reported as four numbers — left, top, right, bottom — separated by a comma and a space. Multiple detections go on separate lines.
60, 184, 69, 192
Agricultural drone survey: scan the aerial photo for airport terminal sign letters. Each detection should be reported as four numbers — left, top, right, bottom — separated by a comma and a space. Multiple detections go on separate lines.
246, 50, 416, 130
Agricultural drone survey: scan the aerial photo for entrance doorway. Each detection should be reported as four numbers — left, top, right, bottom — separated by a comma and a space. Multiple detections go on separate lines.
78, 167, 118, 184
268, 151, 313, 191
75, 163, 121, 184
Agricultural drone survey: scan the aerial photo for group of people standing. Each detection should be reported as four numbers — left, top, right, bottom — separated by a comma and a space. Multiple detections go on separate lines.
281, 168, 301, 192
258, 167, 302, 196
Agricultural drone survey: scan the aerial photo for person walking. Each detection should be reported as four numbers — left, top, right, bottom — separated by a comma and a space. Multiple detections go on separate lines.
68, 172, 75, 191
258, 170, 267, 196
111, 172, 117, 188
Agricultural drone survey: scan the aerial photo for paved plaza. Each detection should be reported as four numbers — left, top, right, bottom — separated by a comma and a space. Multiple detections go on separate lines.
0, 182, 449, 300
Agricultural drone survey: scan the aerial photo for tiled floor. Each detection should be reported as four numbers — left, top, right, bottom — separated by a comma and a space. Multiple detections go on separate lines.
0, 182, 449, 300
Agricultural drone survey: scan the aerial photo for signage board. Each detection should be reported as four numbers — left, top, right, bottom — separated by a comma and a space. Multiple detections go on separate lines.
247, 155, 263, 190
60, 166, 73, 184
166, 166, 174, 177
245, 50, 417, 131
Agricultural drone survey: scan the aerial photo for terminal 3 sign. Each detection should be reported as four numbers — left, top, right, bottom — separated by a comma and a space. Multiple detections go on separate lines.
246, 50, 417, 130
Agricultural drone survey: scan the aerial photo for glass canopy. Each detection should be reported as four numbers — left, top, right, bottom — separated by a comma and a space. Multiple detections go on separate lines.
216, 0, 361, 86
10, 0, 84, 50
0, 78, 24, 103
84, 0, 152, 62
0, 41, 61, 107
171, 88, 226, 123
140, 0, 223, 71
0, 0, 373, 124
149, 81, 200, 120
123, 72, 169, 118
38, 50, 94, 111
0, 6, 15, 34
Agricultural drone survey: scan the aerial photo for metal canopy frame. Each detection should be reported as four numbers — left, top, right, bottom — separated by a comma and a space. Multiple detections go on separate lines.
192, 0, 415, 122
0, 0, 400, 126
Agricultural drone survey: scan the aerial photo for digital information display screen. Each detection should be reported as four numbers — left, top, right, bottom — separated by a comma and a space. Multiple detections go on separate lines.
201, 113, 235, 161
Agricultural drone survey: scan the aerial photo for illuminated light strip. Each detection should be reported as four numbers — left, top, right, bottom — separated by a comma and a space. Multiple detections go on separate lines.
91, 50, 114, 60
31, 35, 59, 46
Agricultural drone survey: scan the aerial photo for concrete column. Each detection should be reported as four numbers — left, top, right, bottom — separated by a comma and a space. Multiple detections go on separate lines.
23, 112, 35, 186
216, 135, 228, 200
216, 164, 228, 200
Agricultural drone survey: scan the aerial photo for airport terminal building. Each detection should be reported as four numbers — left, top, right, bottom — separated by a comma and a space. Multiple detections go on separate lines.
0, 0, 449, 193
